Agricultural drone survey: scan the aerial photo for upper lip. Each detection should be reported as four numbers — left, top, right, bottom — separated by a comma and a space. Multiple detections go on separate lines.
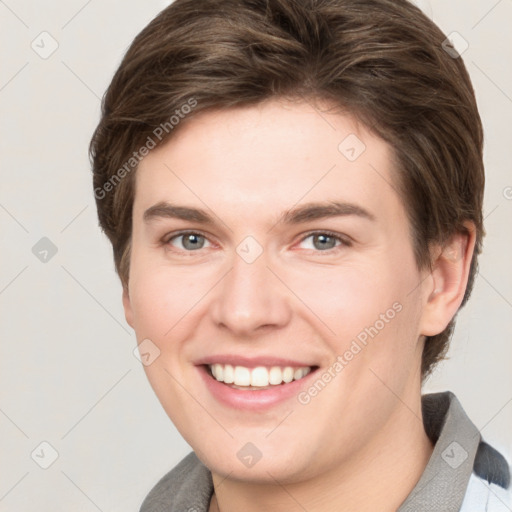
194, 355, 318, 368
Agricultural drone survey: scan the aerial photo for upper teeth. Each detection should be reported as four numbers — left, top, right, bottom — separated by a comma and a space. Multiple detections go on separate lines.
208, 364, 312, 387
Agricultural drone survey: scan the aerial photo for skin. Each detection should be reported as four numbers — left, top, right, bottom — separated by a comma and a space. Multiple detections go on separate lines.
122, 98, 476, 512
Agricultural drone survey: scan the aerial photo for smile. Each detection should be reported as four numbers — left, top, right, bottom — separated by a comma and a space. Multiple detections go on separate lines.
198, 362, 320, 411
207, 364, 313, 389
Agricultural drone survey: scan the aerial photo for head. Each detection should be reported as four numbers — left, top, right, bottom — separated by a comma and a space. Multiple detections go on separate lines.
90, 0, 484, 483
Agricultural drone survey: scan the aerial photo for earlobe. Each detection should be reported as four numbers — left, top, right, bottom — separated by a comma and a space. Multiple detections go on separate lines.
122, 286, 134, 328
419, 222, 476, 336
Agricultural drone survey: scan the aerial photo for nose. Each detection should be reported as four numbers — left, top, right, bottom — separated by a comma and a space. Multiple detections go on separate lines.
209, 248, 292, 337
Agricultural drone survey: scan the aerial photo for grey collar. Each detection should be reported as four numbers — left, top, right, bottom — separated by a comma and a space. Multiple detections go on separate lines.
140, 391, 505, 512
397, 391, 481, 511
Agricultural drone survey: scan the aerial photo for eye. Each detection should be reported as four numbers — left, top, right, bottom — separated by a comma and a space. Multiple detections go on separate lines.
297, 231, 351, 252
162, 230, 351, 254
165, 231, 212, 251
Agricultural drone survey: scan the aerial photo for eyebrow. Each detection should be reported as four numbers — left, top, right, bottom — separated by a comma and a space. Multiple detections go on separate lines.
143, 200, 376, 227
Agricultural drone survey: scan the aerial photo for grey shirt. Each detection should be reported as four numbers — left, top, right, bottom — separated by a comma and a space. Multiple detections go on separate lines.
140, 391, 511, 511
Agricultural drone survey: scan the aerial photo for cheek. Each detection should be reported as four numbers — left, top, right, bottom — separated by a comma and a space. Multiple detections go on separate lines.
128, 265, 209, 423
285, 261, 401, 336
129, 260, 210, 340
287, 250, 422, 361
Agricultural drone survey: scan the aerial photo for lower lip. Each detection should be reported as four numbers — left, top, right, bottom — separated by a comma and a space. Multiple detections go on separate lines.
197, 365, 318, 411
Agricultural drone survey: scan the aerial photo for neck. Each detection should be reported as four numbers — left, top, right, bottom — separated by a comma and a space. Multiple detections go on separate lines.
210, 392, 434, 512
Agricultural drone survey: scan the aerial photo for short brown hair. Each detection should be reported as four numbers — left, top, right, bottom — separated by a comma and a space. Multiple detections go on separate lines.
89, 0, 485, 381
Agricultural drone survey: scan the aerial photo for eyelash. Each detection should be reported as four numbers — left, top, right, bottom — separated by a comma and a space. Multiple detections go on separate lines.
162, 230, 352, 255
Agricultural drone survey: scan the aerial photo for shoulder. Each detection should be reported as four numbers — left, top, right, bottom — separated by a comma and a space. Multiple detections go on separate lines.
139, 451, 213, 512
461, 440, 511, 511
473, 441, 510, 489
416, 391, 511, 511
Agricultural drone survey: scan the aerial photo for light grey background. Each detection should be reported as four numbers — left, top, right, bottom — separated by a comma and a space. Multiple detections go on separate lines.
1, 0, 511, 510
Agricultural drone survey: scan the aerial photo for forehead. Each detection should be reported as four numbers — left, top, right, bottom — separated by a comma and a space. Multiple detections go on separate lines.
133, 98, 403, 225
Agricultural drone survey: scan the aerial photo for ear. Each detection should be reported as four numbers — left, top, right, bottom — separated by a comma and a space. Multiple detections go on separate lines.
122, 285, 134, 329
419, 222, 477, 337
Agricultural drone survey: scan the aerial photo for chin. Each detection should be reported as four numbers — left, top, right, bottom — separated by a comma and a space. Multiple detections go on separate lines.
195, 440, 317, 485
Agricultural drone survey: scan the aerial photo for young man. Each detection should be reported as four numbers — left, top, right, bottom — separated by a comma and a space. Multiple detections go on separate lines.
90, 0, 510, 510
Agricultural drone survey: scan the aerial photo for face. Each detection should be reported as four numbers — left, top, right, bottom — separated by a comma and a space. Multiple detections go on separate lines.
123, 98, 433, 483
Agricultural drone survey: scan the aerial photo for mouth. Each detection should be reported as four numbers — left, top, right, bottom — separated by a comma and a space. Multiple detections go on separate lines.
206, 363, 317, 390
197, 362, 320, 410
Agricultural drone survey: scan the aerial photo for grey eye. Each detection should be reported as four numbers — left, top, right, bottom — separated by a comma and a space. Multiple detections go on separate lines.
314, 234, 337, 250
169, 232, 209, 251
301, 233, 340, 251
